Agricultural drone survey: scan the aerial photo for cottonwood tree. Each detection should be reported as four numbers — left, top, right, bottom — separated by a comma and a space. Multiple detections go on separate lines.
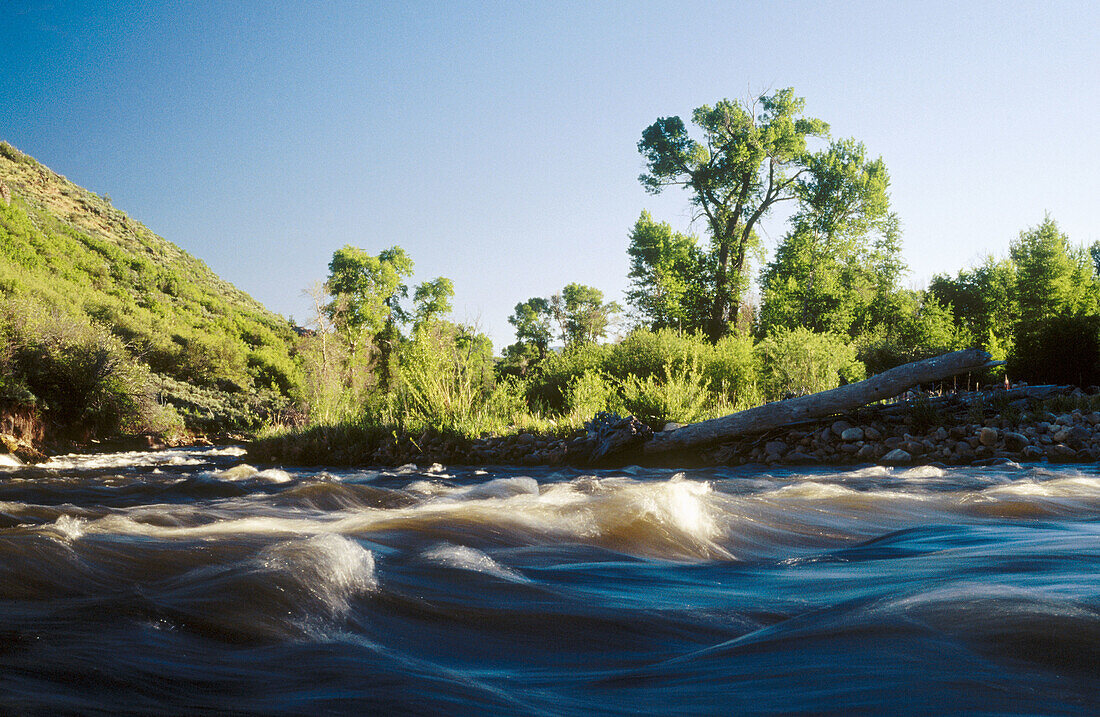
507, 284, 621, 365
412, 277, 455, 328
325, 244, 415, 388
638, 88, 829, 339
758, 138, 901, 337
326, 245, 413, 340
507, 297, 554, 360
551, 283, 622, 346
625, 211, 710, 332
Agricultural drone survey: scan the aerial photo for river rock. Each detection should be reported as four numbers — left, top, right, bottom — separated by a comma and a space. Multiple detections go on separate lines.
1003, 432, 1029, 451
864, 426, 883, 441
765, 440, 788, 458
979, 427, 999, 447
880, 448, 912, 465
1020, 445, 1044, 461
1048, 444, 1077, 462
831, 420, 851, 435
840, 427, 864, 442
1066, 425, 1091, 448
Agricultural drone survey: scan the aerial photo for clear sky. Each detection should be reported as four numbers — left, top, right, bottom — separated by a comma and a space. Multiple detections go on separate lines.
3, 1, 1097, 348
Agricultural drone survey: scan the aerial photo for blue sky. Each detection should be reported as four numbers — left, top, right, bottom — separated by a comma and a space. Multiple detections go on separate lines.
3, 1, 1098, 347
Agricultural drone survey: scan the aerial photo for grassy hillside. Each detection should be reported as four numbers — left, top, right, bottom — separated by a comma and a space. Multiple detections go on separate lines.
0, 141, 301, 440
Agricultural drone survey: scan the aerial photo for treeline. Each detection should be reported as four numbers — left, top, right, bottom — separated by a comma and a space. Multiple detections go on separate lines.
5, 86, 1099, 448
292, 89, 1100, 441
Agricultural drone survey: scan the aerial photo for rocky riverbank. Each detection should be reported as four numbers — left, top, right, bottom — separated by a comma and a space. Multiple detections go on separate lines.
245, 387, 1100, 469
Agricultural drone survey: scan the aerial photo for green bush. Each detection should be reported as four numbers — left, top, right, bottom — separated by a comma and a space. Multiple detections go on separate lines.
620, 360, 715, 429
566, 370, 622, 422
0, 298, 164, 437
756, 327, 864, 402
1009, 314, 1100, 386
524, 342, 612, 413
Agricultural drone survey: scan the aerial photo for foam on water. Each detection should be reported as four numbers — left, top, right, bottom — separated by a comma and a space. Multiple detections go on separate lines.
206, 446, 248, 457
984, 475, 1100, 498
42, 448, 213, 470
44, 514, 86, 541
260, 534, 377, 617
214, 464, 259, 481
422, 543, 529, 582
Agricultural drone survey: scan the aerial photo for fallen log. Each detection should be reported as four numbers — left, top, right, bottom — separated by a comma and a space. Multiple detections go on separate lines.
643, 348, 997, 457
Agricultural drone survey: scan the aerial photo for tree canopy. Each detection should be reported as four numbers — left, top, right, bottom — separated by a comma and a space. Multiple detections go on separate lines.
638, 88, 829, 339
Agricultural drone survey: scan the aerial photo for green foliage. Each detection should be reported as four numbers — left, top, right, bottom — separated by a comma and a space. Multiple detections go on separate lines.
326, 244, 414, 338
155, 374, 293, 436
0, 142, 36, 166
929, 255, 1017, 359
625, 211, 709, 332
620, 360, 717, 429
1011, 216, 1099, 326
0, 146, 302, 419
412, 277, 454, 327
523, 342, 612, 414
638, 88, 831, 338
1009, 314, 1100, 386
758, 137, 901, 340
857, 292, 968, 374
553, 283, 622, 347
566, 370, 622, 423
385, 321, 518, 436
755, 327, 863, 401
507, 297, 554, 360
0, 297, 177, 438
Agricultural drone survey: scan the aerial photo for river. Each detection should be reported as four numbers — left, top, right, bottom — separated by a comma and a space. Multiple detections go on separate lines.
0, 447, 1097, 714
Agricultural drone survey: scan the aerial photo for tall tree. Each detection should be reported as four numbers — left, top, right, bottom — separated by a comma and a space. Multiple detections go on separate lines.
412, 277, 455, 327
507, 297, 554, 360
1011, 216, 1098, 326
758, 139, 900, 337
638, 88, 828, 339
553, 283, 622, 346
326, 244, 414, 388
326, 245, 413, 340
929, 255, 1017, 356
625, 211, 710, 332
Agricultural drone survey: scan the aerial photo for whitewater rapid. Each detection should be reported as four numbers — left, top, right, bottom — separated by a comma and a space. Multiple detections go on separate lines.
0, 447, 1096, 713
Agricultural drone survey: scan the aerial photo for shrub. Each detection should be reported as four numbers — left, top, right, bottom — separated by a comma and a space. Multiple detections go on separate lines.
566, 370, 621, 422
0, 298, 160, 437
620, 360, 714, 429
524, 342, 612, 413
756, 327, 863, 402
1009, 314, 1100, 386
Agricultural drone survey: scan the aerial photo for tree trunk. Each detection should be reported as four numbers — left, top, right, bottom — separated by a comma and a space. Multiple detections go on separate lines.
644, 349, 997, 456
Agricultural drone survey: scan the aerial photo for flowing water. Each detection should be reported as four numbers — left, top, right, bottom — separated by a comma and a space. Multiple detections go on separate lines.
0, 447, 1098, 714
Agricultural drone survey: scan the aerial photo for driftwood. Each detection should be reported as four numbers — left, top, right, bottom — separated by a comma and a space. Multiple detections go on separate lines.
642, 348, 998, 457
874, 384, 1076, 416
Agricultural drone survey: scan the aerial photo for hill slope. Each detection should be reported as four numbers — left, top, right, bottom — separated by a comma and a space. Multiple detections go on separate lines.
0, 141, 301, 440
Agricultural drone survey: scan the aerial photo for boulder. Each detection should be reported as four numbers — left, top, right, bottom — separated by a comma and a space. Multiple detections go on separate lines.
880, 448, 912, 465
1003, 432, 1029, 452
840, 427, 864, 442
979, 427, 999, 447
831, 420, 852, 436
765, 440, 788, 458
